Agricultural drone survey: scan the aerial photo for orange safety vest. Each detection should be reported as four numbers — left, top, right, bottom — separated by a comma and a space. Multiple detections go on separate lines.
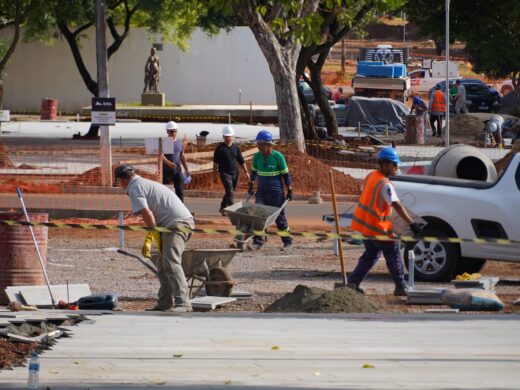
431, 90, 446, 113
350, 170, 393, 237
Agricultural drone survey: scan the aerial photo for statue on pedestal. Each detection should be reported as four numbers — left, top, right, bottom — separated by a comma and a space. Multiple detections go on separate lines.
143, 47, 161, 93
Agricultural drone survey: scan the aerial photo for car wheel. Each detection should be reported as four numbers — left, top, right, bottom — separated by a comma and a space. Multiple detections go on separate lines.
404, 228, 459, 282
454, 258, 487, 275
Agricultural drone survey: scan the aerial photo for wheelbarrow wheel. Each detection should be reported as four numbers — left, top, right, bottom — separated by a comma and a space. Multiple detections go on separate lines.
205, 267, 233, 297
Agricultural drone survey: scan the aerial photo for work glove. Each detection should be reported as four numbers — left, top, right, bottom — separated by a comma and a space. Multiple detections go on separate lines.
286, 188, 293, 201
409, 223, 423, 236
141, 231, 162, 258
247, 182, 255, 196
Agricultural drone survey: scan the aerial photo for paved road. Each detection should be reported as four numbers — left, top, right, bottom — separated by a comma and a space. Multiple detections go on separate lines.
0, 193, 353, 220
1, 312, 519, 389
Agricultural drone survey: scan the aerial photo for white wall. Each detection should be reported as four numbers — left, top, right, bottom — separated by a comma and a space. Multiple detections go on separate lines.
2, 27, 276, 112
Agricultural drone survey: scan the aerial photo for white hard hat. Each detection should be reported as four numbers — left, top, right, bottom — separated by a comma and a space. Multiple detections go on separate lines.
222, 125, 234, 136
165, 121, 178, 131
488, 122, 498, 133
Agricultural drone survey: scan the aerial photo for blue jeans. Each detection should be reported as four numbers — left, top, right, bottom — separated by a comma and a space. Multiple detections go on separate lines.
348, 240, 406, 288
253, 190, 292, 246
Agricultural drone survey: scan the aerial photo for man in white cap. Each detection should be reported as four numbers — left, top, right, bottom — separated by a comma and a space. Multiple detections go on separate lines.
213, 125, 250, 215
162, 121, 190, 203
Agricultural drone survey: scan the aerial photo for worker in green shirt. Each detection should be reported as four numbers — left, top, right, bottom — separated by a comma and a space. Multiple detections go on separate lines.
248, 130, 293, 251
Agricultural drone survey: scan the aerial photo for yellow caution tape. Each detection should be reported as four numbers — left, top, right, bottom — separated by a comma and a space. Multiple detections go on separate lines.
0, 220, 517, 246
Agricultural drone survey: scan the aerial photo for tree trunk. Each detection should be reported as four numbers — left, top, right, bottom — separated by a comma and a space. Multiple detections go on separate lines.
308, 51, 338, 137
297, 82, 317, 140
434, 36, 445, 55
239, 1, 320, 153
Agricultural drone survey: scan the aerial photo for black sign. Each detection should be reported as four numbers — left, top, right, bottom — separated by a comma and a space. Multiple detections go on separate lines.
92, 97, 116, 112
91, 97, 116, 125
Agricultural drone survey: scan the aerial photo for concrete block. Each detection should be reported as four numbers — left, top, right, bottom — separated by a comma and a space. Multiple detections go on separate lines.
18, 284, 91, 306
141, 93, 165, 106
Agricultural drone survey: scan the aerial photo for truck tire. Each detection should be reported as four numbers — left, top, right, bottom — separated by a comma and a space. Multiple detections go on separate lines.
454, 258, 487, 276
404, 228, 459, 282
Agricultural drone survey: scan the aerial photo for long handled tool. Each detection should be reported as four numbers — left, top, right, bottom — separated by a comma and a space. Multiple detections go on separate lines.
329, 171, 348, 285
117, 249, 158, 274
16, 188, 57, 307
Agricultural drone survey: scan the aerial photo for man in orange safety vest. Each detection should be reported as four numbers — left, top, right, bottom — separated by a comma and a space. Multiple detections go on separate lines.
429, 85, 446, 137
348, 147, 422, 296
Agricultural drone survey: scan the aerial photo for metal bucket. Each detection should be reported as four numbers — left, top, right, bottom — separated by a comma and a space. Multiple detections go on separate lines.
0, 213, 48, 304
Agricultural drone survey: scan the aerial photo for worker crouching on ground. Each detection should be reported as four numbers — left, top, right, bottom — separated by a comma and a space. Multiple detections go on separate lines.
115, 164, 194, 312
347, 147, 422, 296
161, 121, 191, 203
213, 125, 250, 216
248, 130, 293, 251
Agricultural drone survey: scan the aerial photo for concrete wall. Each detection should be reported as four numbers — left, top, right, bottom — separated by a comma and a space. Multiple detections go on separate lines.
2, 27, 276, 113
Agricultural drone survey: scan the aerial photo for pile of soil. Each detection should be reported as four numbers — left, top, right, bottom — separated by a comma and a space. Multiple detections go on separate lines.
265, 284, 378, 313
449, 115, 486, 137
188, 145, 361, 196
0, 338, 38, 370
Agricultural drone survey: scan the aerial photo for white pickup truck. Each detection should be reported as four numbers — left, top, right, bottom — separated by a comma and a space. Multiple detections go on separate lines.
393, 152, 520, 282
409, 61, 460, 93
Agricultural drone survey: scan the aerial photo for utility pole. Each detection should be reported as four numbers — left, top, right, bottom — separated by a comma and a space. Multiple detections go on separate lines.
96, 0, 112, 186
445, 0, 450, 147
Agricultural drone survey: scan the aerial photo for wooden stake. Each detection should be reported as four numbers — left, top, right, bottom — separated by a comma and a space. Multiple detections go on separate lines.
329, 170, 347, 285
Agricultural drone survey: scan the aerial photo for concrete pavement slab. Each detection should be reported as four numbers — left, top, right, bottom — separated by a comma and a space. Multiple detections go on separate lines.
0, 313, 519, 389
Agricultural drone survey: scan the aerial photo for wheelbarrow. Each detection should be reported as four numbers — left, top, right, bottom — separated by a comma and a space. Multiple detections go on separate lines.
117, 248, 238, 298
224, 198, 289, 251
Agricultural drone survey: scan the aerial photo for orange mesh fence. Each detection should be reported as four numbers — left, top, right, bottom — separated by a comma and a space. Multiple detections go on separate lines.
0, 144, 159, 194
1, 138, 507, 201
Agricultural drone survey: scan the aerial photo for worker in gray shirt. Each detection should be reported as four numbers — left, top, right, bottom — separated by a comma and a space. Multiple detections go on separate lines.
454, 79, 468, 114
115, 164, 194, 312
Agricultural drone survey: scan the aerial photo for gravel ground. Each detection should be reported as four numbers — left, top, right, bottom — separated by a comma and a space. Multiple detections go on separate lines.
44, 226, 520, 314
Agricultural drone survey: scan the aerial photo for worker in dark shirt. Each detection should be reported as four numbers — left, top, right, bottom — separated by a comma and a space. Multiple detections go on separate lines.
213, 125, 250, 216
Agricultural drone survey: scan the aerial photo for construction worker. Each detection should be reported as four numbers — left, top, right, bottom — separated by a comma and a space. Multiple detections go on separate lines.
162, 121, 190, 203
213, 125, 250, 215
429, 85, 446, 137
248, 130, 293, 251
485, 115, 504, 147
454, 79, 468, 114
347, 147, 422, 296
115, 164, 194, 312
410, 95, 429, 139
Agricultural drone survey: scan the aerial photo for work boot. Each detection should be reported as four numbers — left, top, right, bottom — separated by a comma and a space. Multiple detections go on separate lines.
393, 285, 407, 297
346, 283, 365, 295
253, 243, 263, 251
219, 208, 227, 216
167, 306, 193, 313
280, 242, 292, 252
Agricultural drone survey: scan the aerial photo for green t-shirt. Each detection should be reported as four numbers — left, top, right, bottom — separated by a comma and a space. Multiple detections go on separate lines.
251, 150, 290, 192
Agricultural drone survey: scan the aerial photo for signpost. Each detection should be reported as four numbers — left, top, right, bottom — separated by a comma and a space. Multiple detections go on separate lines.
96, 0, 112, 187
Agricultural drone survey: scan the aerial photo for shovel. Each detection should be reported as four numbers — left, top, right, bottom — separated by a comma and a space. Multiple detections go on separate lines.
117, 249, 158, 275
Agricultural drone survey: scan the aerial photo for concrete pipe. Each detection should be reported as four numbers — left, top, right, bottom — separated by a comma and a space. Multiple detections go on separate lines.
427, 144, 497, 182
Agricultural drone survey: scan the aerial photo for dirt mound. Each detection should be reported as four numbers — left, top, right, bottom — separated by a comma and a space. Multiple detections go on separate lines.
0, 338, 38, 369
265, 284, 378, 313
188, 145, 361, 196
449, 115, 486, 136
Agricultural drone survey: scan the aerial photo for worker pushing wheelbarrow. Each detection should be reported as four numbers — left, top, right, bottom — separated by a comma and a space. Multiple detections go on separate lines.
225, 129, 294, 251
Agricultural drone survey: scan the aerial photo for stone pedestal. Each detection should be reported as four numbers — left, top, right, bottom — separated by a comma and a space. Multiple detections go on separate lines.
141, 93, 165, 106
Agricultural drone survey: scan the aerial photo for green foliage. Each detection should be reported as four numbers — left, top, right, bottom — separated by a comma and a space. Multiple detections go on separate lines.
408, 0, 520, 83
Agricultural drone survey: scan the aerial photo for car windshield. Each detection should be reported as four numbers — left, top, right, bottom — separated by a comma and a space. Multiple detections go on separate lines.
465, 84, 489, 94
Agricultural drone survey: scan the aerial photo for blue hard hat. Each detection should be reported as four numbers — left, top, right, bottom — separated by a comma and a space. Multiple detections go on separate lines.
377, 147, 401, 164
255, 130, 273, 143
413, 95, 420, 105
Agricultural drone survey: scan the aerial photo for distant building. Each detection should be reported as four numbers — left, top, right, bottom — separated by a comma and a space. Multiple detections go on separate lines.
2, 27, 276, 113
